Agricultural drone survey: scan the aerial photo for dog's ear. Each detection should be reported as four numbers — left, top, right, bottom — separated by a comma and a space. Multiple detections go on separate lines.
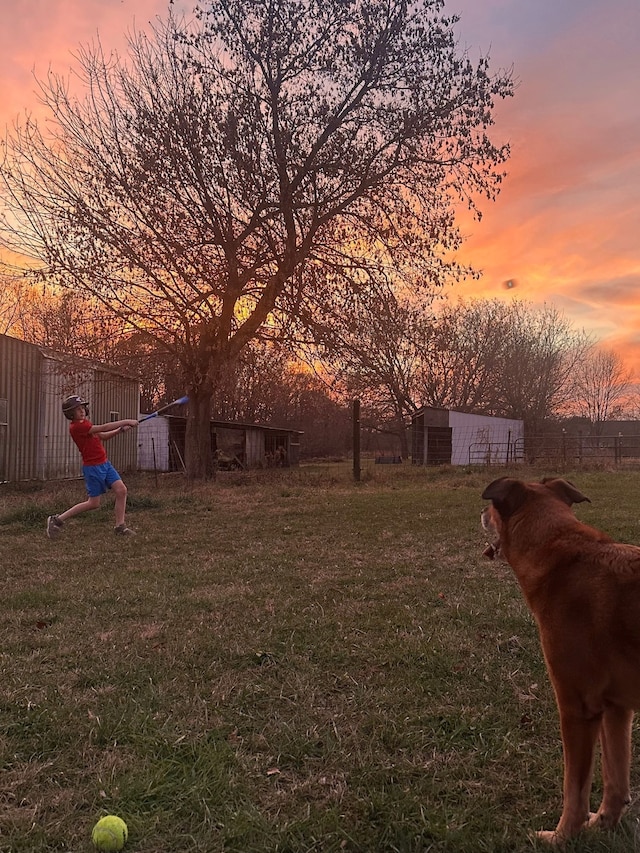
541, 478, 590, 506
481, 477, 528, 517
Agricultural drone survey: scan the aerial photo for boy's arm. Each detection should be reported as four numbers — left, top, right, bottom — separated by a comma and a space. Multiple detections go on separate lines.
89, 419, 139, 435
97, 427, 125, 442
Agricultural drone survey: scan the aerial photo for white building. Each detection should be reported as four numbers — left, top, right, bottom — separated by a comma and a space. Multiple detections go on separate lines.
411, 406, 524, 466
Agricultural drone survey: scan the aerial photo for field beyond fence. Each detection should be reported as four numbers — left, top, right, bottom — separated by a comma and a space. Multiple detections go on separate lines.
1, 464, 639, 852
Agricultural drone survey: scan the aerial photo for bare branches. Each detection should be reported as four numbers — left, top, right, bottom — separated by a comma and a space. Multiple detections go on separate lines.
419, 300, 592, 431
567, 346, 636, 430
314, 297, 594, 440
0, 0, 513, 476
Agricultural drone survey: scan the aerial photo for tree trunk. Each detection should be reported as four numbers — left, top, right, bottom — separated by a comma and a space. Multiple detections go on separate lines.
185, 388, 215, 481
399, 425, 410, 460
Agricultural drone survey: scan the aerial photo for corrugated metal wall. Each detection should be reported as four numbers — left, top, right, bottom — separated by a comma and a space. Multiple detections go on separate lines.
138, 418, 171, 471
41, 360, 140, 479
41, 359, 87, 480
0, 335, 43, 482
92, 369, 139, 473
1, 334, 140, 483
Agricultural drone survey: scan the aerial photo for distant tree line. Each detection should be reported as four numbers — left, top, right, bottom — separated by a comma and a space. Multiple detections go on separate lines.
2, 281, 636, 458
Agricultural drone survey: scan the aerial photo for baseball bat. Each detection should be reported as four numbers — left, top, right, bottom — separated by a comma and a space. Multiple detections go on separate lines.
139, 395, 189, 423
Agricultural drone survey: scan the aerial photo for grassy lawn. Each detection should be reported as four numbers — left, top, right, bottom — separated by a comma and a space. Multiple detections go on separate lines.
1, 464, 639, 852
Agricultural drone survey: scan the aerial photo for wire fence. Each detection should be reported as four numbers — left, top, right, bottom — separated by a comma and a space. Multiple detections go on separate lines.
469, 432, 640, 468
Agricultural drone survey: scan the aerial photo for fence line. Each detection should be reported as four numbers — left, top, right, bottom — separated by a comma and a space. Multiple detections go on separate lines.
468, 432, 640, 468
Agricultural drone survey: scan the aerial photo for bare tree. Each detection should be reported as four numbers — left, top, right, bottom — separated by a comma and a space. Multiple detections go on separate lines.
0, 277, 18, 336
309, 297, 590, 450
416, 299, 590, 430
417, 298, 510, 413
0, 266, 31, 336
568, 346, 635, 434
12, 287, 129, 363
308, 289, 434, 456
0, 0, 513, 478
208, 339, 295, 423
498, 302, 591, 432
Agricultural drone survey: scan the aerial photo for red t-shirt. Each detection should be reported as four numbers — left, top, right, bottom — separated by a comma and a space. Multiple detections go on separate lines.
69, 419, 108, 466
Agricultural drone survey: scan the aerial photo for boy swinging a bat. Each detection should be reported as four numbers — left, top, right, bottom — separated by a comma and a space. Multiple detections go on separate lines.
46, 395, 139, 539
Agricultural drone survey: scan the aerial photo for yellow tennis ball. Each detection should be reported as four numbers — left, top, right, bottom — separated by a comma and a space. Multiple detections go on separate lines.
91, 815, 128, 851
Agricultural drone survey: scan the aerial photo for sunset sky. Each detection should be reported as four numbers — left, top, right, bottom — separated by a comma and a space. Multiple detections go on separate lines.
1, 1, 639, 374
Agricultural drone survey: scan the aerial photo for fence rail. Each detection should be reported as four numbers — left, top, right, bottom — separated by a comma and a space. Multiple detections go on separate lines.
469, 433, 640, 467
468, 438, 525, 466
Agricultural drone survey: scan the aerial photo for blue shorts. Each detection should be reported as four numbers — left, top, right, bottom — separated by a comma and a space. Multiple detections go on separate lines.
83, 461, 122, 497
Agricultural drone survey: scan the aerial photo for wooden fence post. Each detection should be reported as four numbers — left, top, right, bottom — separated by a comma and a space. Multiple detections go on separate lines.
353, 399, 361, 482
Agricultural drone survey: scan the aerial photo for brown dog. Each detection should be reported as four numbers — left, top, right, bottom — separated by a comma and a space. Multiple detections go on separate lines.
481, 476, 640, 844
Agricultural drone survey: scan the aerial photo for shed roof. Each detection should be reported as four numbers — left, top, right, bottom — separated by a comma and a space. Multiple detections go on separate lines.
38, 344, 139, 382
161, 414, 303, 435
411, 405, 522, 424
1, 333, 139, 382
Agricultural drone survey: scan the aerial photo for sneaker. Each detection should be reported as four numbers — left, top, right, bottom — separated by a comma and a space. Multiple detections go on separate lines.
46, 515, 63, 539
114, 524, 136, 536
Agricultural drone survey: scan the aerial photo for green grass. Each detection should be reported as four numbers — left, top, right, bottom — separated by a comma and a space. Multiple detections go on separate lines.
1, 464, 639, 852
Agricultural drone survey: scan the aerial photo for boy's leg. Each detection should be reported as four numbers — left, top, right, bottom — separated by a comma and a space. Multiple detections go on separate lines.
57, 496, 102, 521
104, 464, 134, 534
111, 479, 128, 528
46, 464, 106, 538
47, 495, 101, 538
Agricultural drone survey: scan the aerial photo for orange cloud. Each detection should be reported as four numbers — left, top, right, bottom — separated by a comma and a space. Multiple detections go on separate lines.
451, 1, 640, 377
0, 0, 177, 125
2, 1, 639, 378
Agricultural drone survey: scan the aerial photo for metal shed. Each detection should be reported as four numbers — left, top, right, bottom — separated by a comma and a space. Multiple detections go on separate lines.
411, 406, 524, 466
0, 333, 139, 483
138, 414, 302, 473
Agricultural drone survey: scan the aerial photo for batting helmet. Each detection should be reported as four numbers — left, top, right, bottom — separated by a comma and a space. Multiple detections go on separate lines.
62, 395, 89, 420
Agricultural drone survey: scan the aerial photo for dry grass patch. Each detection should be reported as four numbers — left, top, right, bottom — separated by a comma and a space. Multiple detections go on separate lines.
1, 465, 639, 851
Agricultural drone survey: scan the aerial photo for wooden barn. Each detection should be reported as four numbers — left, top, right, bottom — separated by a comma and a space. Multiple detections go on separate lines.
0, 333, 139, 483
411, 406, 524, 466
137, 414, 302, 473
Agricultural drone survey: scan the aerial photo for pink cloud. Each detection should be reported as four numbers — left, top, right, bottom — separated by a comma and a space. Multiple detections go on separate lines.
454, 1, 640, 377
2, 0, 639, 377
0, 0, 172, 123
